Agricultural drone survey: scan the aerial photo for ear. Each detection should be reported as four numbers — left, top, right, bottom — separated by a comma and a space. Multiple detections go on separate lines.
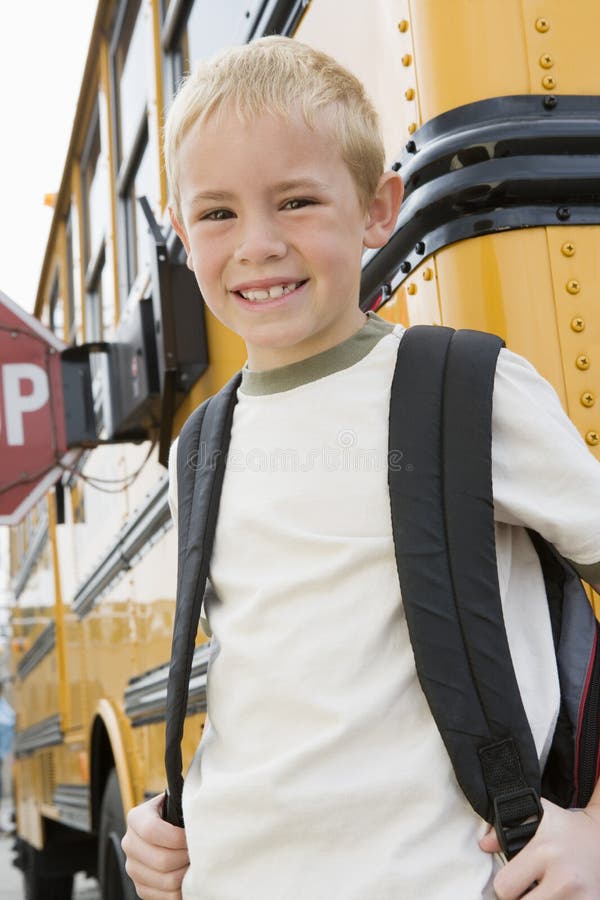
363, 171, 404, 250
169, 207, 194, 270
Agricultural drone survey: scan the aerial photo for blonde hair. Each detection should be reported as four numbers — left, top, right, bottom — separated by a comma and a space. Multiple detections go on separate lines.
164, 36, 385, 220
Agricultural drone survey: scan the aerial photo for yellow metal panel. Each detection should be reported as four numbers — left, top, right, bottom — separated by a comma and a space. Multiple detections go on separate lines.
379, 260, 443, 328
546, 226, 600, 458
521, 0, 600, 94
39, 803, 62, 822
15, 652, 60, 732
64, 614, 87, 729
70, 165, 87, 345
407, 0, 600, 126
149, 0, 168, 213
408, 0, 530, 122
94, 698, 137, 815
432, 230, 567, 400
48, 494, 71, 730
15, 756, 44, 849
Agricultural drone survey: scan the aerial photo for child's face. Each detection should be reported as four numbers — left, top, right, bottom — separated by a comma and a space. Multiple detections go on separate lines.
172, 105, 400, 370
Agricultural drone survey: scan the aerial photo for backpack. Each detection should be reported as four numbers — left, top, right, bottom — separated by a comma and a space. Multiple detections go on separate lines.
163, 324, 600, 862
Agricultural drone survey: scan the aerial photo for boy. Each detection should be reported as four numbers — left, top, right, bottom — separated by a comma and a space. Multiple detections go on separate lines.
122, 36, 600, 899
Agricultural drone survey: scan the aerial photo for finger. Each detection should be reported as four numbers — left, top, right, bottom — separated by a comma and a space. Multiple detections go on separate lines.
125, 861, 189, 898
493, 851, 544, 900
479, 827, 502, 854
121, 829, 189, 873
127, 879, 183, 900
126, 796, 188, 851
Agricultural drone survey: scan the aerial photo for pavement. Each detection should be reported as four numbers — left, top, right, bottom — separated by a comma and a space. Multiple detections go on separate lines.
0, 832, 21, 900
0, 801, 101, 899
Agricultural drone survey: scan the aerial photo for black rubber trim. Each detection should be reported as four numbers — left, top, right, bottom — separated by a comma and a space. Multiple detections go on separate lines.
360, 94, 600, 311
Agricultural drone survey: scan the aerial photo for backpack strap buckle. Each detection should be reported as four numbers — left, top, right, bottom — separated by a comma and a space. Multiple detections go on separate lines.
492, 787, 543, 860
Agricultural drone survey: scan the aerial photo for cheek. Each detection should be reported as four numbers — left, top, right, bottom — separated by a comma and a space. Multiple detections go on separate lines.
302, 234, 342, 271
188, 240, 222, 284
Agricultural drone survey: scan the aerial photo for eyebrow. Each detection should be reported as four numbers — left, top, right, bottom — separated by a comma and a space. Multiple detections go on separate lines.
189, 177, 329, 207
189, 190, 234, 204
272, 177, 329, 193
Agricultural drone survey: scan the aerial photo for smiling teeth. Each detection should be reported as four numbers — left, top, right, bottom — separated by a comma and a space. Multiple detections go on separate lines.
240, 282, 300, 301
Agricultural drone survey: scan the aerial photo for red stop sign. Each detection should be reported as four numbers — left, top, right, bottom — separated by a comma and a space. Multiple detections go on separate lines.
0, 289, 68, 524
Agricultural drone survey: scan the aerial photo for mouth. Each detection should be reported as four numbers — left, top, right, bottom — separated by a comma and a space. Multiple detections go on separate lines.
232, 280, 308, 304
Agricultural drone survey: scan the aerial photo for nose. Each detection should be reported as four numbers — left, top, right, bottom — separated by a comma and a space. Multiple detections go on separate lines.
233, 214, 287, 264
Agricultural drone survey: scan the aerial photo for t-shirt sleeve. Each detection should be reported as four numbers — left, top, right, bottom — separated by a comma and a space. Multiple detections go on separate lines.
491, 348, 600, 567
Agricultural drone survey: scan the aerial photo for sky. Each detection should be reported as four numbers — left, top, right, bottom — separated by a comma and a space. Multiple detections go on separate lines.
0, 0, 98, 315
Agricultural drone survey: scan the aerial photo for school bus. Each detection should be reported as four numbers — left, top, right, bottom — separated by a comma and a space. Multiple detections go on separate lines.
6, 0, 599, 897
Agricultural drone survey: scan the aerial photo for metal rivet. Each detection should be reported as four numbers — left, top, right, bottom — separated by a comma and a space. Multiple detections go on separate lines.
576, 355, 590, 371
405, 87, 415, 101
542, 75, 557, 90
392, 161, 402, 171
398, 19, 409, 32
586, 431, 600, 446
539, 54, 554, 68
561, 241, 576, 257
415, 241, 426, 255
535, 17, 550, 32
581, 392, 595, 408
407, 283, 417, 295
402, 54, 412, 67
567, 279, 581, 294
408, 122, 417, 134
556, 206, 571, 221
543, 95, 557, 110
423, 268, 434, 281
400, 261, 412, 274
571, 317, 585, 332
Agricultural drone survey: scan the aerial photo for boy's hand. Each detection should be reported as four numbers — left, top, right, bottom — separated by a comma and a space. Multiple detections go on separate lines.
121, 792, 190, 899
479, 798, 600, 898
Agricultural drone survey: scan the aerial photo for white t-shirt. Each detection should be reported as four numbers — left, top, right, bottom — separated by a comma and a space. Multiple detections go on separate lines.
169, 318, 600, 900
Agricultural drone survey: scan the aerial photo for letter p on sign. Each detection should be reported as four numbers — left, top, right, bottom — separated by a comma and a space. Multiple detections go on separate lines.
0, 288, 68, 524
2, 363, 50, 446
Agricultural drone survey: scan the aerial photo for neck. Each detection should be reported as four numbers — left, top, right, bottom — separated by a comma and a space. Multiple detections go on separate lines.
246, 310, 368, 372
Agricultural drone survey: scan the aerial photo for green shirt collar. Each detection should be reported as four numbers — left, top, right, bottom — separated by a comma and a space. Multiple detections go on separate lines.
241, 313, 395, 396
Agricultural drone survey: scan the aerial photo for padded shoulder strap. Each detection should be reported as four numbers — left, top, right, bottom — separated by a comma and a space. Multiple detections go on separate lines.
163, 371, 242, 826
389, 326, 542, 856
443, 331, 543, 845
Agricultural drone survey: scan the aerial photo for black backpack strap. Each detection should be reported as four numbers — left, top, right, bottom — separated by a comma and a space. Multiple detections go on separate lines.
163, 371, 242, 827
443, 329, 542, 857
389, 325, 542, 859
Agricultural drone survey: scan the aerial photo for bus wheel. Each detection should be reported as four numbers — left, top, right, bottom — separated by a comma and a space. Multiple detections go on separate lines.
98, 769, 138, 900
22, 843, 74, 900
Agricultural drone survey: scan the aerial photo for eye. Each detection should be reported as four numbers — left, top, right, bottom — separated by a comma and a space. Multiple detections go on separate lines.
200, 208, 235, 221
281, 198, 315, 211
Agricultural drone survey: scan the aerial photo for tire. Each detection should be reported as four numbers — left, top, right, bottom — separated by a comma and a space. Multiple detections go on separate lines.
22, 842, 74, 900
98, 769, 139, 900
